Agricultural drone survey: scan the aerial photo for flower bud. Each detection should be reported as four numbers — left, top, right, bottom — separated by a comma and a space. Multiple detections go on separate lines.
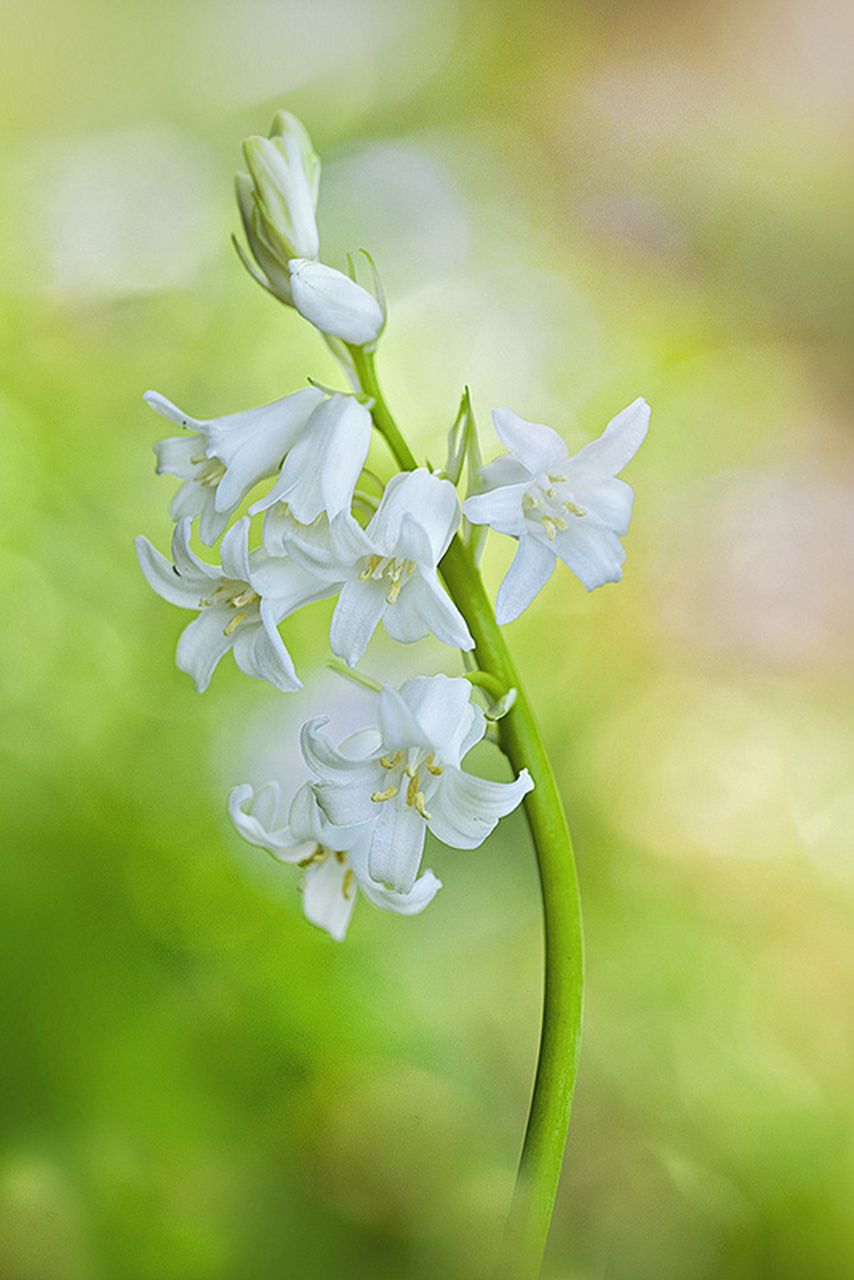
288, 259, 385, 347
235, 111, 321, 303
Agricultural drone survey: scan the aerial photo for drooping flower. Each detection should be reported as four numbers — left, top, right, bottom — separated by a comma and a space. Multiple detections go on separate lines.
264, 468, 474, 665
229, 779, 441, 941
147, 387, 325, 545
288, 259, 385, 347
235, 111, 321, 305
301, 674, 533, 894
135, 516, 331, 691
249, 393, 373, 526
462, 398, 650, 623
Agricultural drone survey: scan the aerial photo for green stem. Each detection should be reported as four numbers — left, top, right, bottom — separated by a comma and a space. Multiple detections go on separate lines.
350, 346, 584, 1279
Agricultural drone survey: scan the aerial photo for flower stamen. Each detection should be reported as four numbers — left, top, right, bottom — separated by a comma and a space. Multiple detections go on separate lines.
380, 751, 401, 770
371, 784, 398, 802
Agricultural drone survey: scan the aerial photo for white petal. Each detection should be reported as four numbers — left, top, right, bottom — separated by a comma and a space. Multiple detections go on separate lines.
256, 395, 371, 523
170, 517, 223, 583
368, 801, 428, 895
395, 675, 481, 763
491, 406, 568, 472
175, 608, 235, 691
289, 781, 369, 848
135, 534, 207, 608
153, 433, 202, 478
358, 865, 442, 916
552, 520, 626, 590
462, 482, 529, 535
144, 390, 201, 428
288, 259, 384, 345
228, 782, 312, 861
219, 517, 252, 582
368, 470, 460, 563
383, 573, 473, 651
428, 766, 533, 849
300, 718, 380, 789
572, 397, 649, 476
566, 472, 635, 535
211, 388, 325, 511
302, 855, 356, 941
330, 578, 388, 666
495, 535, 556, 624
377, 683, 431, 751
231, 605, 302, 691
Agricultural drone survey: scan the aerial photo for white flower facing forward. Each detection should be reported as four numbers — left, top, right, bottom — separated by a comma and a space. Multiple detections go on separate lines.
135, 516, 332, 692
288, 259, 385, 347
229, 780, 441, 941
301, 674, 533, 895
235, 111, 321, 305
265, 469, 475, 666
249, 393, 373, 526
148, 387, 325, 545
463, 398, 650, 624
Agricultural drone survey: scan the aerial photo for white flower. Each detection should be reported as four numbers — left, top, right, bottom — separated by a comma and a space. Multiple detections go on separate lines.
301, 674, 533, 895
264, 469, 474, 665
235, 111, 321, 304
229, 780, 441, 941
463, 398, 650, 623
135, 516, 331, 691
249, 393, 373, 525
147, 387, 325, 545
288, 259, 385, 346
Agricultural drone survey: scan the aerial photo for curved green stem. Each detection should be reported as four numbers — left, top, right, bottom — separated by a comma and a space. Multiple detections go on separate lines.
350, 346, 584, 1279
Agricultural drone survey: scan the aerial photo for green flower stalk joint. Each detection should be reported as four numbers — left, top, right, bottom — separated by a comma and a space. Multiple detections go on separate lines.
136, 111, 649, 1280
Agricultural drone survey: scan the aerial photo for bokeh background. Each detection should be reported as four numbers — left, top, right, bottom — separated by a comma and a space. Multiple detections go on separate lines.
2, 1, 853, 1277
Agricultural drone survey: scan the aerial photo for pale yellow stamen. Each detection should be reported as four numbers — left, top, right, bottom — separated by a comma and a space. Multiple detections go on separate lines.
406, 773, 419, 806
359, 555, 383, 581
223, 610, 246, 636
426, 754, 443, 776
379, 751, 401, 770
342, 868, 355, 898
414, 792, 431, 820
371, 784, 398, 802
298, 844, 325, 868
334, 849, 347, 864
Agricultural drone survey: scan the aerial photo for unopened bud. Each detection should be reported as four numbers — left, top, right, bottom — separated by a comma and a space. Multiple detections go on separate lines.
288, 259, 385, 347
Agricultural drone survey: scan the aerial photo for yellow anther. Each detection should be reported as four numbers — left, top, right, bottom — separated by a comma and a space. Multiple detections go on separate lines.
548, 473, 567, 484
343, 868, 355, 898
223, 610, 246, 636
379, 751, 401, 770
371, 784, 398, 802
386, 575, 404, 604
298, 845, 326, 868
406, 774, 420, 806
334, 849, 347, 864
414, 792, 431, 820
190, 452, 207, 465
358, 555, 382, 581
564, 500, 586, 518
404, 764, 416, 778
231, 590, 260, 609
426, 754, 443, 776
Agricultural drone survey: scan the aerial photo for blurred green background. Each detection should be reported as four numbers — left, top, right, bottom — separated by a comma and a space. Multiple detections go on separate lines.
2, 1, 853, 1277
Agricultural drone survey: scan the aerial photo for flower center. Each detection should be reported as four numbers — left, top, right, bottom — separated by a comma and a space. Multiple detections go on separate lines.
370, 747, 444, 821
201, 584, 261, 635
297, 846, 355, 898
522, 474, 586, 540
190, 452, 227, 488
358, 554, 416, 604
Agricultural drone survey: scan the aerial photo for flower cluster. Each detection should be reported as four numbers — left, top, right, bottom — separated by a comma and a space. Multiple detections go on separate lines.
136, 111, 648, 939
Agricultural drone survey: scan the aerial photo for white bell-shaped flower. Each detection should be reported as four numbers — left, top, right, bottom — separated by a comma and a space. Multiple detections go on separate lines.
135, 516, 332, 691
264, 468, 474, 665
249, 393, 373, 526
463, 398, 650, 623
301, 674, 533, 895
148, 386, 324, 545
229, 780, 441, 941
